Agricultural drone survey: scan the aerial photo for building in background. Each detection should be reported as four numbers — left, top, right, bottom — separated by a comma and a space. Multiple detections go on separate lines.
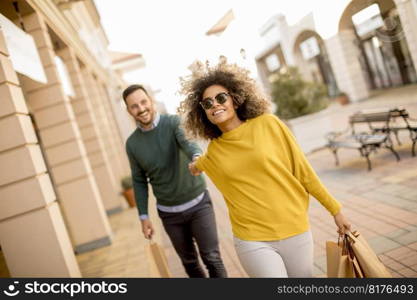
256, 0, 417, 101
201, 0, 417, 102
109, 50, 146, 142
256, 13, 338, 97
0, 0, 142, 277
111, 50, 145, 76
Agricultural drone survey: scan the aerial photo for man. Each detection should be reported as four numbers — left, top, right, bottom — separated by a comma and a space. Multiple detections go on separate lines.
123, 84, 227, 278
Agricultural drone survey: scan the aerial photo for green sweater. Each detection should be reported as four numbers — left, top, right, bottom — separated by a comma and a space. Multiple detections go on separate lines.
125, 114, 206, 215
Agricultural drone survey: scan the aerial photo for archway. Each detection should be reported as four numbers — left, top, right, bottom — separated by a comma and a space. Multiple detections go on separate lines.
293, 30, 339, 97
339, 0, 417, 89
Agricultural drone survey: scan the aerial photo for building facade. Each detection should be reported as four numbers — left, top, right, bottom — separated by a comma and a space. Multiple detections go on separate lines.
0, 0, 137, 277
256, 0, 417, 102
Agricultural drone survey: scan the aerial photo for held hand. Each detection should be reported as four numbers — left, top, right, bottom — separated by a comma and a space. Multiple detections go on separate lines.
140, 219, 154, 239
333, 211, 351, 236
188, 157, 202, 176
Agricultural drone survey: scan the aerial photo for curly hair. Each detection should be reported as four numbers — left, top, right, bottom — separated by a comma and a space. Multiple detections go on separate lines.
178, 60, 271, 140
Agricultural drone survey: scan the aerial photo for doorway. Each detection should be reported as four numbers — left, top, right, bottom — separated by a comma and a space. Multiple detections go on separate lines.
355, 8, 417, 89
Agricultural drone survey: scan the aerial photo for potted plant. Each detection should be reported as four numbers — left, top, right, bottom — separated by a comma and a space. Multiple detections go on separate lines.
270, 67, 329, 120
121, 176, 136, 208
333, 91, 350, 106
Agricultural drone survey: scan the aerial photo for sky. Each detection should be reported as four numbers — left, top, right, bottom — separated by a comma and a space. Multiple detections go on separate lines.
94, 0, 350, 113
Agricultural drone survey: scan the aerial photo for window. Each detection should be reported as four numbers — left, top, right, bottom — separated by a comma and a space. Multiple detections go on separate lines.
352, 4, 384, 37
300, 37, 320, 60
265, 53, 280, 72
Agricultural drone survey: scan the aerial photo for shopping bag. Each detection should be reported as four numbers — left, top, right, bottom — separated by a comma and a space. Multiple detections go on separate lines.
326, 237, 363, 278
345, 231, 392, 278
337, 254, 355, 278
145, 240, 172, 278
326, 241, 343, 277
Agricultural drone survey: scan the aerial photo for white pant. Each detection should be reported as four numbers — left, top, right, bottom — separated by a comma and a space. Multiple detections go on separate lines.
233, 231, 313, 278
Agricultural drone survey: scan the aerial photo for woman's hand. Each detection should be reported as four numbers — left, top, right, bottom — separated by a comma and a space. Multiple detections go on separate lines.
333, 211, 351, 235
188, 157, 202, 176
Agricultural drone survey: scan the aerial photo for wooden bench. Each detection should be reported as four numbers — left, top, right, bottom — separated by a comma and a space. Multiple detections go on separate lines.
326, 110, 400, 171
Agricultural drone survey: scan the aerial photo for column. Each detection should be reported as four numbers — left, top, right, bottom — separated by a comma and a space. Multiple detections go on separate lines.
106, 83, 136, 143
0, 28, 80, 277
395, 0, 417, 71
57, 47, 122, 215
80, 68, 125, 183
21, 12, 112, 253
96, 82, 130, 176
325, 30, 370, 101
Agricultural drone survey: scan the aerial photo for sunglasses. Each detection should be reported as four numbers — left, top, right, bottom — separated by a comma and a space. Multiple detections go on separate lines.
200, 92, 230, 110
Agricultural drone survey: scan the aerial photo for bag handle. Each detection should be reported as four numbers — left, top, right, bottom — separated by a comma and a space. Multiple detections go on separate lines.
336, 230, 359, 255
345, 230, 360, 244
341, 235, 352, 256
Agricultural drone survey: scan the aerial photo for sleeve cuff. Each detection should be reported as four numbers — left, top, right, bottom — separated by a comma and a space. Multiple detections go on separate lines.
195, 156, 204, 171
330, 203, 342, 216
139, 214, 149, 220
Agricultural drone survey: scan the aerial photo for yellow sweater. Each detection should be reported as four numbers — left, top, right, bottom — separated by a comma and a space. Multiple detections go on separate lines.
196, 114, 341, 241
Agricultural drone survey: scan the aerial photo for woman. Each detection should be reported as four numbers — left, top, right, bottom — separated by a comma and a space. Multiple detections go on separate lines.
180, 61, 351, 278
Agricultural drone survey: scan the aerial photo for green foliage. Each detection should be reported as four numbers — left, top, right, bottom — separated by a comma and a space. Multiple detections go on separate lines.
270, 67, 329, 120
121, 176, 133, 190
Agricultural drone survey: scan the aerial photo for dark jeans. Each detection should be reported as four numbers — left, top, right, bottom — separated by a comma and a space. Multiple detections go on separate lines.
158, 190, 227, 278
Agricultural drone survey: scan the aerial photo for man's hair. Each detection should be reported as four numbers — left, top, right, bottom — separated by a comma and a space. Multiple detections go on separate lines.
122, 84, 148, 104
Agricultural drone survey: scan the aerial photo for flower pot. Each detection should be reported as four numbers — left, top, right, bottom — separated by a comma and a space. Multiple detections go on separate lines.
335, 94, 350, 105
122, 188, 136, 208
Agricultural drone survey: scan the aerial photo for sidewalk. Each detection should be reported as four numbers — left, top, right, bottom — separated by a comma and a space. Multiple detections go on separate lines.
308, 141, 417, 277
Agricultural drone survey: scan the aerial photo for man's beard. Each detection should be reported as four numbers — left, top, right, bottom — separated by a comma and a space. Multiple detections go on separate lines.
136, 110, 154, 127
137, 119, 153, 127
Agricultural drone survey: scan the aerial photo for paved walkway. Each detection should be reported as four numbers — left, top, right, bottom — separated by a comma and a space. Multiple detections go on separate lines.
77, 85, 417, 278
308, 142, 417, 277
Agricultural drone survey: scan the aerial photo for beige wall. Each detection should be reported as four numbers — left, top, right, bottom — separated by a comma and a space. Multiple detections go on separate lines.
80, 68, 125, 185
0, 0, 139, 277
96, 82, 131, 175
0, 27, 81, 277
325, 30, 370, 101
57, 47, 122, 214
20, 12, 113, 254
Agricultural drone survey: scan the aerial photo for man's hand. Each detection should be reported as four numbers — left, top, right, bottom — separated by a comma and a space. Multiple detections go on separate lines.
188, 156, 202, 176
140, 219, 154, 239
333, 211, 351, 235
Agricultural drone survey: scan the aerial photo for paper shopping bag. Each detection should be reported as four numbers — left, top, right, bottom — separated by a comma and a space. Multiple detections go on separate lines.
145, 241, 172, 278
326, 241, 342, 277
326, 238, 363, 278
346, 231, 391, 278
337, 254, 356, 278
